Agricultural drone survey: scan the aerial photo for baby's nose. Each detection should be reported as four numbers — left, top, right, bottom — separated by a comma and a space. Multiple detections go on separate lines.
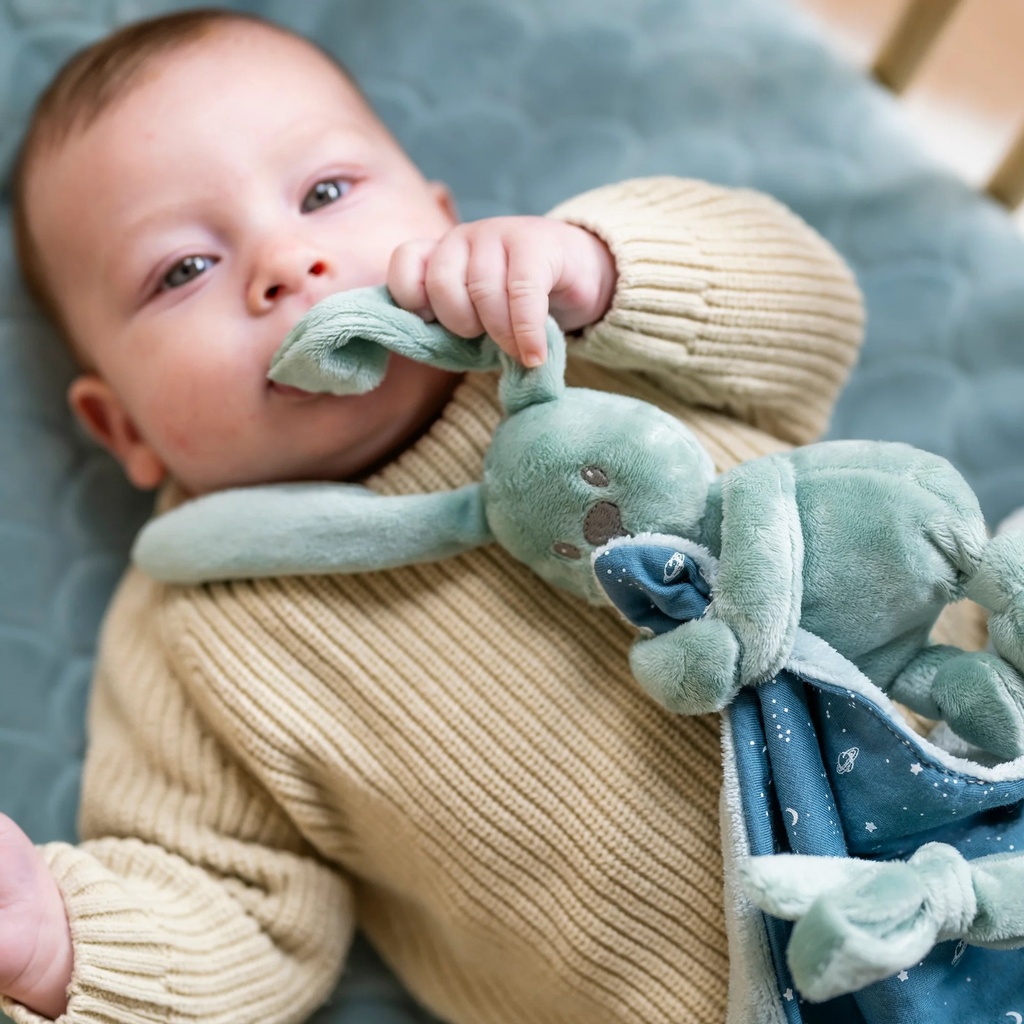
261, 260, 326, 302
248, 250, 331, 313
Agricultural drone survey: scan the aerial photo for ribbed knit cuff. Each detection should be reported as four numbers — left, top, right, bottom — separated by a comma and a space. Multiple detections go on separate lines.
0, 843, 171, 1024
2, 835, 351, 1024
548, 176, 864, 445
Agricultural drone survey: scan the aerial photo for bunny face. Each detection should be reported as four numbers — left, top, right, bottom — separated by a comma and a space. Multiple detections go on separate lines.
482, 388, 716, 603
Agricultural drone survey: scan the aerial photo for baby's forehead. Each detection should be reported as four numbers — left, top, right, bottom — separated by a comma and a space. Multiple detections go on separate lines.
26, 29, 369, 268
27, 22, 371, 182
133, 22, 368, 112
43, 27, 380, 178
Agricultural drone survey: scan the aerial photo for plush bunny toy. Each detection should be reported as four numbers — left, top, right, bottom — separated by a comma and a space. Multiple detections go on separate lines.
135, 285, 1024, 762
134, 286, 1024, 1005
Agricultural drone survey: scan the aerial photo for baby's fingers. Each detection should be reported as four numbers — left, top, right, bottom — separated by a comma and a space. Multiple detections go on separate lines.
423, 233, 487, 339
505, 241, 552, 367
388, 239, 438, 321
464, 236, 515, 358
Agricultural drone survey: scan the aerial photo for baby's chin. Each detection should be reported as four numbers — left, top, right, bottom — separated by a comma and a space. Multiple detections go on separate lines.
172, 356, 462, 496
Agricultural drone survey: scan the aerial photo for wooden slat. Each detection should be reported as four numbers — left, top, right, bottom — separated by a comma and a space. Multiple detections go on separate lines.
872, 0, 964, 95
986, 123, 1024, 209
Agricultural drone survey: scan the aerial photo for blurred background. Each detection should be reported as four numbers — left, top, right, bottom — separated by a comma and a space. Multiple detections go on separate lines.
801, 0, 1024, 221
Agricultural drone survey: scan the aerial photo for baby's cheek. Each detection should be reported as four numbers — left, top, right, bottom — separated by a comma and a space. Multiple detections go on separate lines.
147, 404, 253, 495
156, 353, 251, 458
160, 420, 200, 460
145, 390, 218, 462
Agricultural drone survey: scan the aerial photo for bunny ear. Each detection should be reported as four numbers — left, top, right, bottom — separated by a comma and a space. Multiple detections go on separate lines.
132, 482, 492, 584
497, 317, 567, 415
272, 286, 569, 417
269, 285, 501, 394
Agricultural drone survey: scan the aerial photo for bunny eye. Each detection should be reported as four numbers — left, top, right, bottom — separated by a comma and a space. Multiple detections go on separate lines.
581, 466, 609, 487
552, 541, 582, 560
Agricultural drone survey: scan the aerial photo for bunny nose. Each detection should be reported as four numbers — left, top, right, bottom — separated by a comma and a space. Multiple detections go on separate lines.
584, 502, 629, 546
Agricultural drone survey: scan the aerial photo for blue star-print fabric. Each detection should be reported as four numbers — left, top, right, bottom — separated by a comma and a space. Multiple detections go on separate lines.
595, 537, 1024, 1024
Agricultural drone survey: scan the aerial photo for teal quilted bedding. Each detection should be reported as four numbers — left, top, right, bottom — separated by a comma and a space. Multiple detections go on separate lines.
1, 1, 1022, 1020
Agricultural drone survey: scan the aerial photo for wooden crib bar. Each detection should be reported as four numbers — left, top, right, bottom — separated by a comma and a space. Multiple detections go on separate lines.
987, 126, 1024, 210
871, 0, 1024, 210
871, 0, 963, 94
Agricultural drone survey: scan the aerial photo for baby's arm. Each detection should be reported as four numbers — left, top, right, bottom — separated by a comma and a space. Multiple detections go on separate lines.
1, 805, 351, 1024
546, 177, 865, 446
387, 217, 616, 367
2, 818, 351, 1024
0, 598, 353, 1023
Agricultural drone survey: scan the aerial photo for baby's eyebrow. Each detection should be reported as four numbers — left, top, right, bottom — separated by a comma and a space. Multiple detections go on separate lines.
271, 119, 381, 165
104, 205, 202, 297
119, 209, 182, 250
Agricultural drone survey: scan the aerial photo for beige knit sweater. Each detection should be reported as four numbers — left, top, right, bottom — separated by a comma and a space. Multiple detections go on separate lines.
4, 178, 867, 1024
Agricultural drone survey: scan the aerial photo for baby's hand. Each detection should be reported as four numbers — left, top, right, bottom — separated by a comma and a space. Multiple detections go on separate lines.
0, 814, 73, 1018
388, 217, 616, 367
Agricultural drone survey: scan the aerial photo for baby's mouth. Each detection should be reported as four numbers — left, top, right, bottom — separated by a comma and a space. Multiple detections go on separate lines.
268, 379, 319, 400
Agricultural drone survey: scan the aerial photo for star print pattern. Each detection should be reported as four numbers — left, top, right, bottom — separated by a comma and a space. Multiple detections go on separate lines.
734, 671, 1024, 1019
732, 669, 1024, 1021
597, 538, 1024, 1021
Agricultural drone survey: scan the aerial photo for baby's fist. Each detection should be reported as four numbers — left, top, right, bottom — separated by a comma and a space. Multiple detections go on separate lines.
388, 217, 616, 366
0, 814, 73, 1018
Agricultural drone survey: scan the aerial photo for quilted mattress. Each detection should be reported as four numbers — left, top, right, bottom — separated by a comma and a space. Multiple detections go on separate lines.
2, 0, 1022, 1020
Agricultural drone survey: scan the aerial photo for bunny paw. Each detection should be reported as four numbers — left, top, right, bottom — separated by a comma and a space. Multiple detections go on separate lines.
629, 617, 740, 715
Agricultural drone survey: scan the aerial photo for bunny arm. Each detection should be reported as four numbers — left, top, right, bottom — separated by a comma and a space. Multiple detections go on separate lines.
132, 482, 492, 584
741, 843, 1024, 1002
701, 454, 804, 687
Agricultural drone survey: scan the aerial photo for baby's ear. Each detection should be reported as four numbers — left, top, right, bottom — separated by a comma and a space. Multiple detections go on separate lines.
68, 374, 167, 490
270, 285, 501, 394
132, 481, 492, 584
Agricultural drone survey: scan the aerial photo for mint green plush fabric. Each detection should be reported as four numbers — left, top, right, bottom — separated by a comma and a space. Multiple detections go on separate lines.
742, 841, 1024, 1002
133, 482, 490, 585
131, 287, 1024, 1006
135, 287, 1024, 763
7, 4, 1024, 1022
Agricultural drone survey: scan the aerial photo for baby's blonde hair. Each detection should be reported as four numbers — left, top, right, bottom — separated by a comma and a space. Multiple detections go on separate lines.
10, 8, 360, 348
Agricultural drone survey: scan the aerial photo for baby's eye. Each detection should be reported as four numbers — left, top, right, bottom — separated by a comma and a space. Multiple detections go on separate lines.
301, 178, 352, 212
161, 255, 217, 291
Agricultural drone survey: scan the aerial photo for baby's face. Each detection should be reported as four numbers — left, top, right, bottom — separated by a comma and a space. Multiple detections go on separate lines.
26, 24, 458, 494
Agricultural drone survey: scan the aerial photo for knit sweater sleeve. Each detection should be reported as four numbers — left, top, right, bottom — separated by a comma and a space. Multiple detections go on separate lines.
0, 574, 354, 1024
546, 177, 865, 445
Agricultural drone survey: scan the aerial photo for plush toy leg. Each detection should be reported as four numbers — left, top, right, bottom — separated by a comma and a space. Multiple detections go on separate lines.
931, 651, 1024, 760
965, 531, 1024, 678
880, 642, 1024, 760
628, 618, 740, 715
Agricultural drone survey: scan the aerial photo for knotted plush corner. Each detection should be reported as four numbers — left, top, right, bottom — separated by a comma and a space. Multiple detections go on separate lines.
740, 842, 1024, 1002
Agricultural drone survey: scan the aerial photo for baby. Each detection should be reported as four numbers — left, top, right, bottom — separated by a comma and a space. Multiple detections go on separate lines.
0, 8, 867, 1024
